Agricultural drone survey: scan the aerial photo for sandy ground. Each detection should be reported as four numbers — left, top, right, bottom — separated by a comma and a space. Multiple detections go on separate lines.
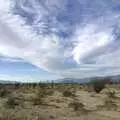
0, 84, 120, 120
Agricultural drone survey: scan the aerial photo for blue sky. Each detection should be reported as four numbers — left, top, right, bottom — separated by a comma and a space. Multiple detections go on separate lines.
0, 0, 120, 82
0, 56, 61, 82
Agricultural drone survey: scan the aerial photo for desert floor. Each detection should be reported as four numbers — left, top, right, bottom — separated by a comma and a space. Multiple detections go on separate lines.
0, 83, 120, 120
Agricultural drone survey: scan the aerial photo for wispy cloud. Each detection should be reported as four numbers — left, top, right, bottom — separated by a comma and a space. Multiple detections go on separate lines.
0, 0, 120, 79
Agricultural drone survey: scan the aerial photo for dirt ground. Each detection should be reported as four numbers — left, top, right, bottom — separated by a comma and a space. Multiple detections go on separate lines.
0, 84, 120, 120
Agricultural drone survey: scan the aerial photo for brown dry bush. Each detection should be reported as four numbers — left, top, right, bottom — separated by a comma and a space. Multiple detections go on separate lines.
5, 97, 19, 108
0, 88, 8, 97
68, 100, 91, 114
68, 101, 84, 111
0, 112, 48, 120
106, 89, 116, 98
33, 87, 54, 105
62, 89, 76, 97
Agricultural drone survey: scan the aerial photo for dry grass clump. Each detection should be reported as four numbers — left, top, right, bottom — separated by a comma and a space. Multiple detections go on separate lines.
0, 112, 48, 120
63, 90, 73, 97
105, 100, 117, 110
0, 114, 16, 120
5, 97, 19, 108
0, 88, 9, 98
98, 99, 117, 111
68, 101, 84, 111
83, 85, 94, 92
68, 100, 91, 115
33, 87, 54, 105
62, 89, 76, 97
33, 97, 43, 105
106, 89, 116, 98
36, 88, 54, 98
33, 91, 45, 105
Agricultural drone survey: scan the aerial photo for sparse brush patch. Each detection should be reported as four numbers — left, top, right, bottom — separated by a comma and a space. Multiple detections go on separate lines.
33, 97, 43, 105
0, 114, 16, 120
14, 83, 21, 89
68, 100, 90, 114
38, 83, 47, 89
5, 97, 18, 108
106, 89, 116, 98
98, 99, 117, 111
83, 85, 94, 92
33, 88, 54, 105
90, 78, 112, 93
49, 115, 55, 119
37, 88, 54, 98
30, 83, 38, 88
62, 90, 75, 97
68, 101, 84, 111
45, 89, 54, 96
33, 89, 45, 105
0, 88, 8, 98
0, 112, 48, 120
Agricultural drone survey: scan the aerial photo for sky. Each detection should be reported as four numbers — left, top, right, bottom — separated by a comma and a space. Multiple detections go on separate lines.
0, 0, 120, 82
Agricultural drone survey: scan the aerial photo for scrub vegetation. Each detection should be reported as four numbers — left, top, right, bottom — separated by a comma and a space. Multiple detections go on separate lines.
0, 79, 120, 120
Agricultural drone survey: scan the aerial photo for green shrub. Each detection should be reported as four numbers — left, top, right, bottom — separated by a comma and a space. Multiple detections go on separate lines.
90, 78, 112, 93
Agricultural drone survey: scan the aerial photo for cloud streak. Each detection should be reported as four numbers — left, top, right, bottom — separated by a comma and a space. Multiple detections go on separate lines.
0, 0, 120, 79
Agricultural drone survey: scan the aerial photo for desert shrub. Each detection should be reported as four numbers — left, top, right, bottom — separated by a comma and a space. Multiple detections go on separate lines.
5, 97, 18, 108
103, 99, 117, 110
0, 112, 48, 120
68, 101, 84, 111
83, 85, 94, 92
33, 88, 54, 105
26, 83, 37, 89
0, 114, 15, 120
62, 90, 75, 97
33, 90, 44, 105
28, 83, 37, 88
0, 89, 8, 97
37, 88, 54, 97
14, 83, 21, 89
49, 115, 55, 119
90, 78, 112, 93
33, 97, 43, 105
38, 83, 47, 89
106, 89, 116, 98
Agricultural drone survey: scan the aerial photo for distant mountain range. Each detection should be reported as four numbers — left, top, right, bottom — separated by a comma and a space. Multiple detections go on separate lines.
55, 75, 120, 84
0, 80, 21, 84
0, 74, 120, 84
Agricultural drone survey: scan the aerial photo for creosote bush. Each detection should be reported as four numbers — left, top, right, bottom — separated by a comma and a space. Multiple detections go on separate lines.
62, 90, 75, 97
90, 78, 112, 93
5, 97, 18, 108
0, 112, 48, 120
0, 89, 8, 97
33, 87, 54, 105
98, 99, 117, 111
33, 97, 43, 105
68, 101, 84, 111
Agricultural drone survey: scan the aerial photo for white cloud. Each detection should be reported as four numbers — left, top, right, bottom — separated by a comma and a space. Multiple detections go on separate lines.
0, 1, 65, 70
72, 23, 114, 64
0, 57, 24, 63
0, 0, 120, 79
